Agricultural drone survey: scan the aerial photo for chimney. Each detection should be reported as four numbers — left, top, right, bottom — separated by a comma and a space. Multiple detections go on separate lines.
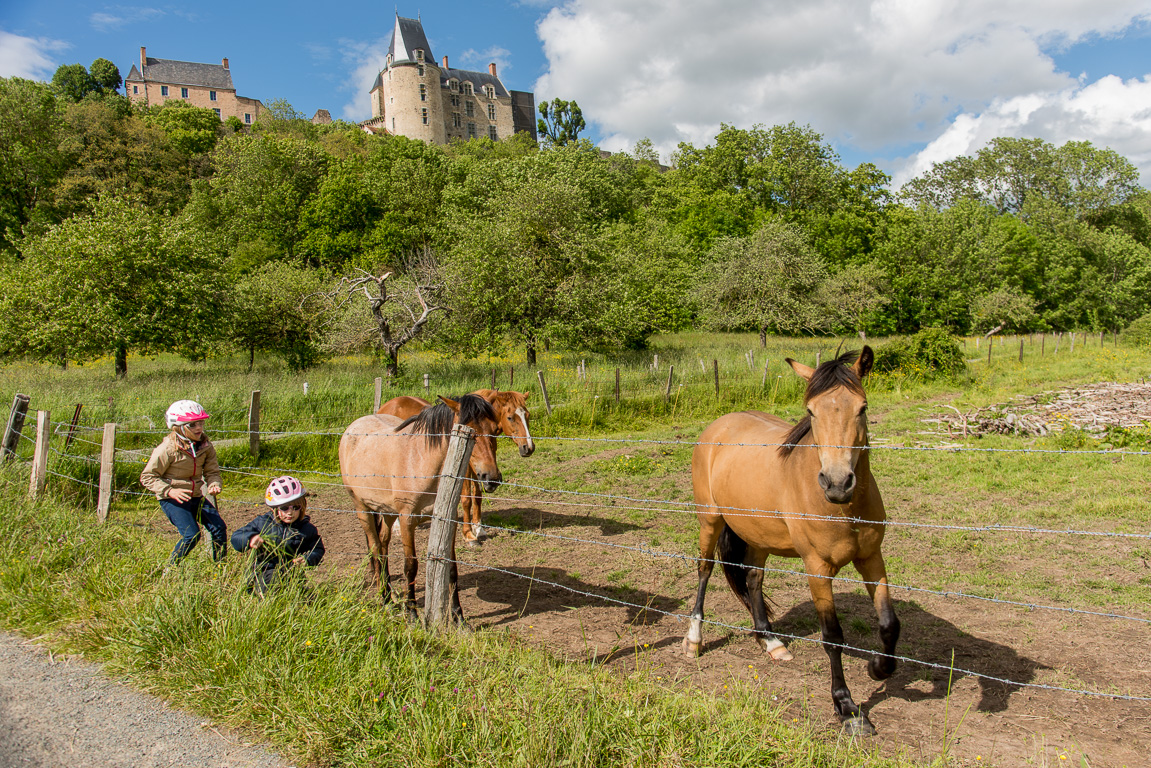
489, 62, 497, 77
441, 55, 448, 69
140, 46, 146, 72
222, 57, 229, 69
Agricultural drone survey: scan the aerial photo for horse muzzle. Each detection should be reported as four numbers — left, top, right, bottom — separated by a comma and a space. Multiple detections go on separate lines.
476, 472, 501, 493
818, 470, 856, 504
519, 443, 535, 458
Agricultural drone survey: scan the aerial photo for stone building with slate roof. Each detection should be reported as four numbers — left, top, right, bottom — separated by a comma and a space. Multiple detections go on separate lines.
125, 47, 264, 125
368, 15, 536, 145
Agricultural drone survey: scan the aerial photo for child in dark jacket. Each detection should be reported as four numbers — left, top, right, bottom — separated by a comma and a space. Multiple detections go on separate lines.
231, 476, 324, 594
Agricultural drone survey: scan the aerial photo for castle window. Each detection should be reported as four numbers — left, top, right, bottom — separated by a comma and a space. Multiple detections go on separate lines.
387, 53, 393, 67
132, 85, 138, 94
485, 85, 494, 99
161, 85, 168, 96
416, 49, 424, 62
487, 104, 496, 120
450, 95, 459, 107
489, 125, 497, 140
210, 90, 217, 101
418, 64, 425, 76
467, 122, 476, 139
465, 101, 474, 117
245, 113, 251, 124
450, 79, 458, 91
463, 82, 473, 95
453, 113, 461, 128
419, 84, 427, 101
422, 108, 428, 125
213, 108, 221, 117
181, 87, 188, 98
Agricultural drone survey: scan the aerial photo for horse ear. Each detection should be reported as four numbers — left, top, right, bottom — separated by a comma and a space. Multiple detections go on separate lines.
786, 357, 815, 382
437, 395, 460, 413
853, 346, 874, 379
522, 391, 531, 401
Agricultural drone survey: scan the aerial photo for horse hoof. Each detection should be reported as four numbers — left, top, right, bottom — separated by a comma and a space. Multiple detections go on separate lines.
868, 656, 896, 681
757, 637, 793, 661
682, 636, 702, 658
842, 716, 877, 737
464, 538, 482, 549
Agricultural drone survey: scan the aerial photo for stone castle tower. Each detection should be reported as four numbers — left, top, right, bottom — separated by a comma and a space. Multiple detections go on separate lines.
368, 15, 536, 144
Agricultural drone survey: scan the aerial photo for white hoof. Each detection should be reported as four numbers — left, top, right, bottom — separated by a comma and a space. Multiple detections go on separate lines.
757, 636, 793, 661
682, 636, 702, 658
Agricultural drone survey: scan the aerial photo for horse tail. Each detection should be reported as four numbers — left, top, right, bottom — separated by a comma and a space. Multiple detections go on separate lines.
719, 525, 753, 612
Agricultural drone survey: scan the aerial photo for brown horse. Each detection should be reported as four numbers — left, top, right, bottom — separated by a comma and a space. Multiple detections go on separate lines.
684, 347, 899, 736
340, 394, 503, 620
378, 389, 535, 544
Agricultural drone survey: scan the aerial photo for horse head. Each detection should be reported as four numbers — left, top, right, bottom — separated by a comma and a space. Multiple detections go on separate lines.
785, 347, 872, 504
488, 390, 535, 457
439, 394, 503, 492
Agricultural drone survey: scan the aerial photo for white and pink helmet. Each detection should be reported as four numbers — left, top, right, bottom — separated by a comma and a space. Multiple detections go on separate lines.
165, 400, 209, 429
265, 475, 306, 507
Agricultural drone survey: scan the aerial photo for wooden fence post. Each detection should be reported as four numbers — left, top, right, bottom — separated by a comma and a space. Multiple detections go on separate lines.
97, 422, 116, 523
509, 365, 514, 387
987, 340, 992, 365
373, 377, 382, 412
664, 365, 674, 402
28, 410, 50, 499
614, 368, 620, 404
762, 360, 769, 388
424, 373, 430, 397
64, 403, 83, 452
424, 423, 476, 629
653, 353, 659, 371
1041, 334, 1045, 357
1018, 338, 1024, 363
248, 391, 261, 458
491, 368, 497, 390
536, 370, 553, 416
3, 393, 30, 463
1070, 332, 1075, 353
713, 359, 720, 398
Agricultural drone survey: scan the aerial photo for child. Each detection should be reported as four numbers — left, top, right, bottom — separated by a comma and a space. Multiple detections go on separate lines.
140, 400, 227, 565
231, 476, 325, 594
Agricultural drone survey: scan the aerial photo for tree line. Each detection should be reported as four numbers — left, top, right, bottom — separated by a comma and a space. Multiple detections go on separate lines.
1, 66, 1148, 377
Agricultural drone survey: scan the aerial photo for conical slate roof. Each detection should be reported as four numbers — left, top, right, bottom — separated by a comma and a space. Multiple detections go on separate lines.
388, 15, 434, 66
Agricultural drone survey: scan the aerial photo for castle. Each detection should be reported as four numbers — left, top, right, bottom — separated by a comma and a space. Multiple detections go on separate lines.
125, 47, 264, 125
366, 15, 536, 144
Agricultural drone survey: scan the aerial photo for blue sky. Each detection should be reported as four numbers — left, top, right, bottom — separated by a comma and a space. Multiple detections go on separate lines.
3, 1, 1150, 186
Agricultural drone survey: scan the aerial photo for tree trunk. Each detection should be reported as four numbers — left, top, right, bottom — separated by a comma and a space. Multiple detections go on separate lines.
526, 336, 537, 367
248, 345, 255, 372
114, 343, 128, 379
385, 349, 399, 379
759, 327, 767, 348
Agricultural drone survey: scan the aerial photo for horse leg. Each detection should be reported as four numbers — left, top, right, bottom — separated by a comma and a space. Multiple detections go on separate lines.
745, 551, 792, 661
447, 523, 469, 629
356, 510, 386, 595
805, 557, 875, 736
854, 552, 900, 681
460, 474, 482, 546
398, 512, 420, 622
683, 515, 723, 657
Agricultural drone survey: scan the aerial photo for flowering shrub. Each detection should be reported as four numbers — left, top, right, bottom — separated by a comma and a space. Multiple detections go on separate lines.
873, 327, 966, 380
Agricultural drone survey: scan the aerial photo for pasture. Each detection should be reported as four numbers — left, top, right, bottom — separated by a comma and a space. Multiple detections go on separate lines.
1, 332, 1149, 767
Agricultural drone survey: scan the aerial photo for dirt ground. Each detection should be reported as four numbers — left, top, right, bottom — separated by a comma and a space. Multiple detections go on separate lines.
202, 481, 1151, 768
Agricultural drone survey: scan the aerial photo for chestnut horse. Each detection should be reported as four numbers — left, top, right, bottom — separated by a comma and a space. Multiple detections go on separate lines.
684, 348, 899, 736
378, 389, 534, 544
340, 394, 503, 621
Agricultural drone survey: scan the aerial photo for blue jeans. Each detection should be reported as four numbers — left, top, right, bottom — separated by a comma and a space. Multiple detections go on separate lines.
160, 496, 228, 563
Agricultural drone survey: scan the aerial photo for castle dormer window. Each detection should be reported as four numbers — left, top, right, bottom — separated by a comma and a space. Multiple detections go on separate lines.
450, 79, 458, 92
484, 85, 494, 99
463, 82, 473, 96
416, 49, 424, 62
387, 54, 393, 67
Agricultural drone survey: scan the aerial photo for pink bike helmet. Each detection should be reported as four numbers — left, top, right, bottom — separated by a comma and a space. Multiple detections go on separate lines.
265, 476, 306, 506
165, 400, 209, 429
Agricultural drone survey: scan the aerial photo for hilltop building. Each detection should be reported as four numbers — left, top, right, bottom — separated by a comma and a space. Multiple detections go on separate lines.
366, 15, 536, 144
125, 47, 264, 125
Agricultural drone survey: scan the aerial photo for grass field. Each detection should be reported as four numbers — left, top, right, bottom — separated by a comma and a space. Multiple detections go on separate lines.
1, 331, 1149, 766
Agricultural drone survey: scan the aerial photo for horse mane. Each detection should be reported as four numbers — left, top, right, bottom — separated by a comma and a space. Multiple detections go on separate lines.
779, 350, 865, 459
396, 394, 497, 447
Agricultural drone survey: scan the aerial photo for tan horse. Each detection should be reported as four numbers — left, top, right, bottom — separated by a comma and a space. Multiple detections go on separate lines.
378, 389, 534, 544
340, 394, 503, 621
684, 347, 899, 736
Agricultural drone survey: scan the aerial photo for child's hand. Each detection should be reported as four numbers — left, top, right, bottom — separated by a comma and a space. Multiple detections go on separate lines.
291, 556, 305, 566
205, 483, 222, 496
249, 535, 264, 549
168, 487, 192, 503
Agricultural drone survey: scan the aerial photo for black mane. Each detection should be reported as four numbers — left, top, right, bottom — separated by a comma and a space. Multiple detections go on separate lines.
396, 394, 496, 447
779, 350, 865, 458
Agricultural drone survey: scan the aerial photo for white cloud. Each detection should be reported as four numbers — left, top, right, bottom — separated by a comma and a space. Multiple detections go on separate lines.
534, 0, 1151, 182
335, 37, 391, 122
0, 29, 68, 80
459, 46, 513, 76
89, 7, 165, 33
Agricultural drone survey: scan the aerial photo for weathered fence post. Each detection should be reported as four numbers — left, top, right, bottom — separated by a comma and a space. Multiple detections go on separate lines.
28, 410, 50, 499
3, 393, 30, 463
536, 370, 553, 416
247, 391, 260, 457
815, 350, 821, 367
614, 368, 620, 404
653, 353, 659, 371
1041, 334, 1045, 357
762, 359, 770, 388
63, 403, 83, 452
1018, 338, 1024, 363
509, 365, 514, 387
1070, 332, 1075, 353
713, 359, 720, 399
97, 422, 116, 523
424, 423, 475, 629
987, 339, 993, 365
424, 373, 430, 397
373, 377, 382, 412
664, 365, 674, 403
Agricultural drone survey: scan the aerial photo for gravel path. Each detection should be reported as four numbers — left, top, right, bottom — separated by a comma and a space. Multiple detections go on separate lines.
0, 633, 294, 768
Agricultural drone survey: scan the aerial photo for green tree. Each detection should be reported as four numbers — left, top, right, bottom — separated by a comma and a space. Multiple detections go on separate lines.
814, 263, 891, 335
0, 77, 66, 251
89, 58, 122, 93
537, 98, 585, 147
144, 100, 221, 156
695, 219, 827, 345
51, 63, 96, 102
228, 261, 326, 371
2, 196, 224, 377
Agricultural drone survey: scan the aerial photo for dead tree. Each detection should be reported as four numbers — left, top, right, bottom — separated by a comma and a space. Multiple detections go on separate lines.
321, 267, 446, 379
